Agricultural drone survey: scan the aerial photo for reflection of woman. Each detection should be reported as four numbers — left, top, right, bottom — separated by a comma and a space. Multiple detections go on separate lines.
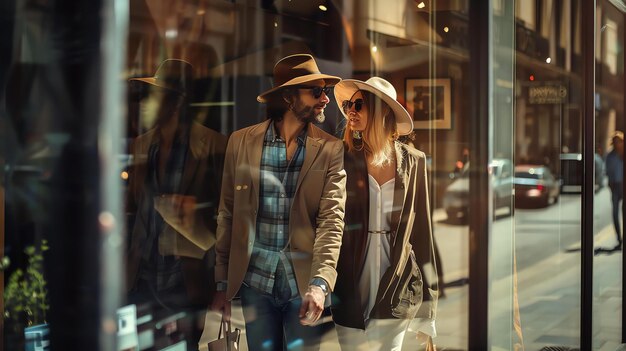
331, 77, 438, 350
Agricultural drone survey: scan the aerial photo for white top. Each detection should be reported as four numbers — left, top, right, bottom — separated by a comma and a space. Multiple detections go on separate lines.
359, 174, 437, 336
359, 174, 395, 320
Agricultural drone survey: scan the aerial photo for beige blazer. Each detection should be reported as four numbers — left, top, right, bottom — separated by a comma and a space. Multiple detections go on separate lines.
215, 119, 347, 299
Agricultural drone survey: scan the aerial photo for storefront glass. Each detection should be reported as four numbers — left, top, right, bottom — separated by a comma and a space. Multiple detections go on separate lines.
594, 0, 624, 348
1, 0, 624, 350
512, 1, 586, 349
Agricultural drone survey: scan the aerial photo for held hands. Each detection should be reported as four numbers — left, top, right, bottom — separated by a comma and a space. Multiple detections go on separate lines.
298, 285, 325, 326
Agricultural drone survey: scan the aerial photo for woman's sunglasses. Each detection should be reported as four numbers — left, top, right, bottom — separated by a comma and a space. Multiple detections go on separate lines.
299, 86, 333, 99
341, 99, 364, 113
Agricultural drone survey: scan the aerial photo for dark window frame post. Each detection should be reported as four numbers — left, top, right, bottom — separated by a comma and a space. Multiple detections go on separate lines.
468, 0, 492, 349
581, 0, 596, 350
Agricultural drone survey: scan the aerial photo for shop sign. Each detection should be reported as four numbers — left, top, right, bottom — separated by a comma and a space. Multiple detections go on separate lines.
529, 84, 568, 104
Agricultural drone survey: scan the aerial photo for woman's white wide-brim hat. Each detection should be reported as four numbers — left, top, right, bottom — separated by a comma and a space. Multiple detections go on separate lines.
334, 77, 413, 135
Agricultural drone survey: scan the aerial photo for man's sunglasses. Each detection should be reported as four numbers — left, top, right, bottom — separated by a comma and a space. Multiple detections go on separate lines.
299, 85, 333, 99
341, 99, 364, 113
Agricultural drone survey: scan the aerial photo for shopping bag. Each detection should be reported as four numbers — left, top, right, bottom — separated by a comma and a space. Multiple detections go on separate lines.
207, 315, 240, 351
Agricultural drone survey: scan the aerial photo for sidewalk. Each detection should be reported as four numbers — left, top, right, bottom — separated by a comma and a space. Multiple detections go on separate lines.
198, 224, 623, 350
491, 224, 622, 351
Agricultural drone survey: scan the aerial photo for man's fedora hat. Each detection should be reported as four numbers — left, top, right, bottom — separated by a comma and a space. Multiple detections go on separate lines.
334, 77, 414, 136
257, 54, 341, 103
129, 59, 194, 95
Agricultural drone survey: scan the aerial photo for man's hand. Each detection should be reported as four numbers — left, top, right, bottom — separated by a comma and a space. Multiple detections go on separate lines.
210, 291, 231, 322
298, 285, 325, 326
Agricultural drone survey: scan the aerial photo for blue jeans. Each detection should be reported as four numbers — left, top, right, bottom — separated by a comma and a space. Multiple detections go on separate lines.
239, 273, 323, 351
610, 182, 623, 245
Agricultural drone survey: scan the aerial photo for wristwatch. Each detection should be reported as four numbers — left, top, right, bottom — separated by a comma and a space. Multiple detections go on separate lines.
216, 281, 228, 292
309, 278, 329, 296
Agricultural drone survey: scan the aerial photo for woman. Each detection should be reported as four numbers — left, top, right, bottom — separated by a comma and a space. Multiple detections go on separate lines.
331, 77, 438, 351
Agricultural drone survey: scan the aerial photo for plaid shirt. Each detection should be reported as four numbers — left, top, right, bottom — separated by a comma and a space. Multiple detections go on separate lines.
243, 121, 306, 297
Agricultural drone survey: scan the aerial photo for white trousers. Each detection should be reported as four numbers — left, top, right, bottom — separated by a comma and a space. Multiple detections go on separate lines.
335, 319, 411, 351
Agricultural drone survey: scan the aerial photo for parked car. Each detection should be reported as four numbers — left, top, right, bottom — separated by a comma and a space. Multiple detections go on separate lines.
443, 158, 514, 221
560, 153, 604, 193
514, 165, 560, 208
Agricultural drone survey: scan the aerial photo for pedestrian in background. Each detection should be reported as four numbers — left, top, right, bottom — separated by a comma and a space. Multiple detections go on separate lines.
606, 130, 624, 250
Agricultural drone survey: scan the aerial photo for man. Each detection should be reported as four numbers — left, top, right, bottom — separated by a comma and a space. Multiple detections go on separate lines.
606, 131, 624, 250
126, 59, 226, 348
211, 54, 346, 350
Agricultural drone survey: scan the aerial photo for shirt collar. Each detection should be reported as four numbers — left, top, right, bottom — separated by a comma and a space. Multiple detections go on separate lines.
266, 120, 308, 146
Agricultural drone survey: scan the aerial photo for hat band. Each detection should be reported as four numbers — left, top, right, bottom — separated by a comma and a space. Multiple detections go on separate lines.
275, 69, 322, 86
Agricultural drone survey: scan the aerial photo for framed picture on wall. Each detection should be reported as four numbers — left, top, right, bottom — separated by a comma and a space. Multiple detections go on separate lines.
405, 78, 452, 129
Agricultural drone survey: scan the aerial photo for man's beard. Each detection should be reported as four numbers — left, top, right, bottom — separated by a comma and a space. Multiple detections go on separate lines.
292, 99, 325, 124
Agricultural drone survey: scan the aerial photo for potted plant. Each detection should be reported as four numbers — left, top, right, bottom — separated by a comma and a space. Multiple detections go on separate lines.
4, 240, 50, 348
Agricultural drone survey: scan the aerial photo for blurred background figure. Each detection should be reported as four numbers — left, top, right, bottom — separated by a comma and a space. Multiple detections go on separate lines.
125, 59, 226, 350
605, 131, 624, 250
453, 147, 470, 177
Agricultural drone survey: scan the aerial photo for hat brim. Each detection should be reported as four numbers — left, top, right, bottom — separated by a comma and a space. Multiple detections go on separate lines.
334, 79, 413, 136
128, 77, 184, 94
257, 73, 341, 103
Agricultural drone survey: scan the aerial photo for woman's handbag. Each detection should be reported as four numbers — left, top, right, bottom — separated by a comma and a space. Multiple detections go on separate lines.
207, 316, 240, 351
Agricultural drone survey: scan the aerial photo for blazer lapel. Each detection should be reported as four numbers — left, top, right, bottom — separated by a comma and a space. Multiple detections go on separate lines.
351, 150, 370, 278
389, 142, 409, 247
179, 148, 199, 195
246, 120, 270, 199
295, 124, 323, 192
180, 127, 204, 194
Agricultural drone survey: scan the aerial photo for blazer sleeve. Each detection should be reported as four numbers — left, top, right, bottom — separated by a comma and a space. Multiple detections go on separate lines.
410, 152, 439, 322
215, 133, 238, 282
310, 140, 347, 290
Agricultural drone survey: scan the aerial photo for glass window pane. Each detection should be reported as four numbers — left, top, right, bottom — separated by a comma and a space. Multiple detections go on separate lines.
594, 0, 624, 349
3, 0, 622, 349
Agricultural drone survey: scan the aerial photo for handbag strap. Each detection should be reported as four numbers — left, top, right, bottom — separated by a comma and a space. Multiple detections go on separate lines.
217, 314, 222, 337
217, 314, 235, 351
217, 315, 228, 339
224, 315, 233, 351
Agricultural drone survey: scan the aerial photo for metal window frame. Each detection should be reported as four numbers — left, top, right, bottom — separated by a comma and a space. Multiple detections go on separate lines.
468, 0, 492, 348
581, 0, 596, 349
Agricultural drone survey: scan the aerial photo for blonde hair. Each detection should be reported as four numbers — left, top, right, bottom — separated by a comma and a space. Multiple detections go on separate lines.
343, 91, 397, 167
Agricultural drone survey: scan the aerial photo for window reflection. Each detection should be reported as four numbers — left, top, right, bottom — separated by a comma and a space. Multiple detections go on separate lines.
124, 59, 226, 348
2, 0, 624, 350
